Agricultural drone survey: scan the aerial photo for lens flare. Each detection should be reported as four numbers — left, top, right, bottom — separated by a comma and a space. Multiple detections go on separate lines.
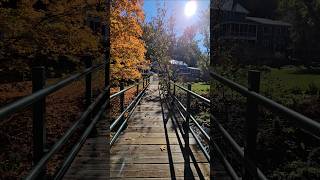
184, 1, 197, 17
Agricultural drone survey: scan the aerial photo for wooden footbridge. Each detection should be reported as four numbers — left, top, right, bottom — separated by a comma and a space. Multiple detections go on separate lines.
63, 75, 211, 179
1, 62, 319, 180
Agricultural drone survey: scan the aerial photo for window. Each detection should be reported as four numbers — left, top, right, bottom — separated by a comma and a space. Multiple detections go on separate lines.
248, 25, 256, 34
276, 27, 281, 34
244, 24, 248, 32
231, 24, 235, 33
282, 27, 288, 35
240, 24, 245, 33
264, 26, 271, 34
222, 24, 227, 34
227, 24, 231, 33
235, 24, 240, 33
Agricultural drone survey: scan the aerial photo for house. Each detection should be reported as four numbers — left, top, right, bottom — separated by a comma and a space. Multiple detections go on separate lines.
214, 0, 291, 52
169, 60, 189, 74
169, 60, 201, 81
187, 67, 201, 78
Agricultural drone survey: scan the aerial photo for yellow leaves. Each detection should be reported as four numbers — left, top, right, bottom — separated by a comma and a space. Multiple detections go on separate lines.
111, 0, 148, 82
0, 0, 102, 58
160, 145, 166, 152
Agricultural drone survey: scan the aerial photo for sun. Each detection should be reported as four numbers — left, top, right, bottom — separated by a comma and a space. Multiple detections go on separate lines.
184, 0, 197, 17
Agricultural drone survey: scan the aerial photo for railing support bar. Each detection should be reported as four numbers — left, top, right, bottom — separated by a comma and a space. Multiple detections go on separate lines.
136, 81, 139, 96
244, 70, 260, 179
183, 83, 191, 179
85, 55, 92, 109
143, 77, 145, 89
32, 66, 46, 180
120, 82, 126, 130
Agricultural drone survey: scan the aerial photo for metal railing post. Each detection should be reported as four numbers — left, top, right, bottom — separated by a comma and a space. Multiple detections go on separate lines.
144, 78, 147, 87
173, 82, 176, 96
136, 81, 139, 96
84, 55, 93, 129
171, 82, 176, 106
244, 70, 260, 179
143, 77, 145, 89
85, 55, 92, 108
120, 82, 126, 128
186, 83, 191, 151
184, 83, 192, 179
102, 7, 111, 177
32, 66, 46, 179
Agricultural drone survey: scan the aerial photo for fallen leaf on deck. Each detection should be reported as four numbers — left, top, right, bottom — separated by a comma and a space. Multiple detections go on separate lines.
160, 145, 166, 151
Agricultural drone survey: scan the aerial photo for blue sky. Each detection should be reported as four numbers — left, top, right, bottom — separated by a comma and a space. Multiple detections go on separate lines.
143, 0, 210, 51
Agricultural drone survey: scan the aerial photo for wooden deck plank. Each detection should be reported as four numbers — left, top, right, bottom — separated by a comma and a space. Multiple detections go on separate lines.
63, 76, 229, 180
110, 78, 210, 179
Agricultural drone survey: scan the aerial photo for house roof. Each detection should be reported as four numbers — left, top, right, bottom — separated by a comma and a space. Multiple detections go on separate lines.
187, 67, 200, 70
214, 0, 249, 14
246, 17, 291, 26
169, 60, 188, 66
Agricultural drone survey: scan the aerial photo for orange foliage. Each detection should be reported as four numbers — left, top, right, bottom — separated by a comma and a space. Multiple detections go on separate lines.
0, 0, 102, 58
111, 0, 149, 82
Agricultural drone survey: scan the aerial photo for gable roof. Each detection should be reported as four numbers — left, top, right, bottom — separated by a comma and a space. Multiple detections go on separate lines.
214, 0, 249, 14
246, 17, 292, 26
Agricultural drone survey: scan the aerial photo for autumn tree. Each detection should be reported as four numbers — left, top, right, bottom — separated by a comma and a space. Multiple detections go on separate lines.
110, 0, 148, 82
0, 0, 105, 81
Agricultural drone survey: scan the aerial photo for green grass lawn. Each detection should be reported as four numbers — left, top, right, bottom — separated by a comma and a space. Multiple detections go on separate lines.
262, 67, 320, 91
189, 66, 320, 96
191, 82, 210, 95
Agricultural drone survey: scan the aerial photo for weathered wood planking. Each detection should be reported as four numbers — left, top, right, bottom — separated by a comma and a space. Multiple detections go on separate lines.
110, 79, 210, 179
63, 116, 110, 180
63, 76, 229, 180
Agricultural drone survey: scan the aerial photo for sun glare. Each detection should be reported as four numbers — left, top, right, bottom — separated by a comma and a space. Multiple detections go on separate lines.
184, 1, 197, 17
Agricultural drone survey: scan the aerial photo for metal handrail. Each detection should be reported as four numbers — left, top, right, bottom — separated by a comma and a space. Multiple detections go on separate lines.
25, 76, 150, 180
0, 58, 149, 180
168, 87, 240, 180
54, 94, 110, 179
172, 90, 267, 179
171, 70, 320, 180
110, 81, 149, 146
211, 114, 267, 180
110, 83, 137, 100
172, 99, 210, 161
110, 80, 149, 131
0, 64, 104, 120
168, 80, 269, 180
7, 62, 108, 180
171, 95, 210, 141
25, 88, 109, 180
210, 70, 320, 137
173, 82, 210, 106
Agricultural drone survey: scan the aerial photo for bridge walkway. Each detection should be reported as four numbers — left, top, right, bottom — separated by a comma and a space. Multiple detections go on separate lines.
64, 76, 211, 179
